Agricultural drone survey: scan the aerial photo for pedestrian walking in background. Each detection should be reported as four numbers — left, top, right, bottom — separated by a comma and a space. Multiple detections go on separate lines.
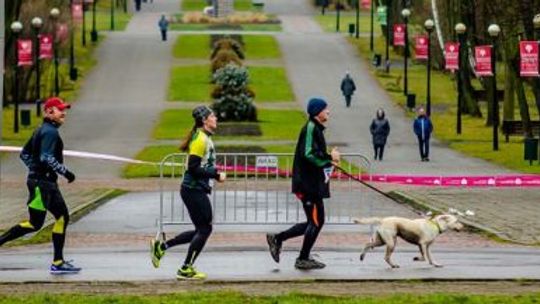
340, 71, 356, 108
158, 15, 169, 41
266, 97, 341, 270
413, 107, 433, 162
135, 0, 142, 11
0, 97, 80, 275
150, 106, 226, 280
370, 108, 390, 161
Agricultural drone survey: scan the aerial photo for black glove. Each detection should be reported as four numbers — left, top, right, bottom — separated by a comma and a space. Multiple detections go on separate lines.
64, 170, 76, 183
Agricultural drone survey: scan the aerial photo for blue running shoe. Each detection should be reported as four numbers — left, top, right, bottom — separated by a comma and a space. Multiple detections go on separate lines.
50, 260, 81, 275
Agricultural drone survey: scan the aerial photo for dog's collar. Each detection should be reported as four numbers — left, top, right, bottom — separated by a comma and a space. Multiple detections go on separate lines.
429, 220, 443, 234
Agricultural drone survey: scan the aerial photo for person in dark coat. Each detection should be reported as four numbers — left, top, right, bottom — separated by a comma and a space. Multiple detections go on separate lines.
340, 71, 356, 107
266, 97, 340, 270
135, 0, 142, 11
158, 15, 169, 41
413, 107, 433, 161
370, 108, 390, 161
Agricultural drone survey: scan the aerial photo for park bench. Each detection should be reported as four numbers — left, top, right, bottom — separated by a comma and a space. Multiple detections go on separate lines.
501, 120, 540, 142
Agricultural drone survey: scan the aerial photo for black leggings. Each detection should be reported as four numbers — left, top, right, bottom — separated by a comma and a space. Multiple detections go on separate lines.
165, 186, 213, 266
275, 196, 325, 260
373, 144, 385, 160
0, 179, 70, 262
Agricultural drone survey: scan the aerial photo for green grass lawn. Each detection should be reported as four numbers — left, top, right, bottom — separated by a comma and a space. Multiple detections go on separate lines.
168, 65, 212, 101
182, 0, 254, 11
84, 9, 133, 32
173, 35, 211, 58
2, 291, 540, 303
348, 32, 540, 173
169, 23, 282, 32
153, 108, 305, 140
172, 35, 281, 59
168, 65, 294, 102
315, 13, 375, 33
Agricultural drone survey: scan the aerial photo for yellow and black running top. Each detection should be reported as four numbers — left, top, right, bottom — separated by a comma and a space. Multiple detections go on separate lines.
182, 129, 219, 193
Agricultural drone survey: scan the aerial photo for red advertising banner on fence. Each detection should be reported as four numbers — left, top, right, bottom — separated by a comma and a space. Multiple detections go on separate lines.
72, 3, 83, 23
361, 0, 371, 9
39, 34, 53, 60
475, 45, 493, 76
415, 35, 428, 60
17, 39, 33, 66
520, 41, 539, 77
444, 42, 459, 71
393, 24, 405, 46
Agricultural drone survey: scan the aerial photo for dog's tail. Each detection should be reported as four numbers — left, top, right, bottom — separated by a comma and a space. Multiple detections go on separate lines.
352, 217, 383, 225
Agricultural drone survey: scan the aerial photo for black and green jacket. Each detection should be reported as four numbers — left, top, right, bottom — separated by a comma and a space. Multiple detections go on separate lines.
292, 118, 333, 199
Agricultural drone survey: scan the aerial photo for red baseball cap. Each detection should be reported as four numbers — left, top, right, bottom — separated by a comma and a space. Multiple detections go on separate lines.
43, 97, 71, 111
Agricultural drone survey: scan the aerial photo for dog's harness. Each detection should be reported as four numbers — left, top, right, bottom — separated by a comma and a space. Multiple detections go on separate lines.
428, 220, 443, 234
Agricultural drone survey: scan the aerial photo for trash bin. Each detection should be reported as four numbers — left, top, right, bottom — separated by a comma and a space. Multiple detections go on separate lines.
407, 94, 416, 110
348, 24, 355, 36
524, 137, 539, 165
21, 110, 31, 127
372, 54, 382, 67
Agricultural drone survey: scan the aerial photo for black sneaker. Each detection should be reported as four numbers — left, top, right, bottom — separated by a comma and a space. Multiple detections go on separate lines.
266, 233, 282, 263
295, 257, 326, 270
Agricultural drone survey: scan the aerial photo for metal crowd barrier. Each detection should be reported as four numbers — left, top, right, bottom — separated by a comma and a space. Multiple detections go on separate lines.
157, 153, 371, 235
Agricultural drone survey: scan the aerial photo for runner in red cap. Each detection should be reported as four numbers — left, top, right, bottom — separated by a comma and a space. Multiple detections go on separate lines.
0, 97, 81, 274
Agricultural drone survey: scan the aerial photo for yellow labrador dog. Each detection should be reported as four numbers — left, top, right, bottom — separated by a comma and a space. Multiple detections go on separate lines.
353, 214, 464, 268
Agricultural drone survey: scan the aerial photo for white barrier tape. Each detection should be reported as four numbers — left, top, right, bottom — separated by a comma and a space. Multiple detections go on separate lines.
0, 145, 163, 166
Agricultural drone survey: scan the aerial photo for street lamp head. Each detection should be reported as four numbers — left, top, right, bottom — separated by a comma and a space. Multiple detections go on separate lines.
31, 17, 44, 29
401, 8, 411, 19
533, 14, 540, 29
10, 21, 23, 33
488, 24, 501, 37
455, 23, 466, 34
50, 8, 61, 19
424, 19, 434, 32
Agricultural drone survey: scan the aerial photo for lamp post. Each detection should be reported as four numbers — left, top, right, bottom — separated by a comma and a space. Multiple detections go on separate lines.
336, 0, 341, 32
385, 0, 392, 73
82, 2, 87, 46
424, 19, 434, 116
69, 0, 78, 81
31, 17, 43, 117
50, 8, 60, 96
533, 14, 540, 111
401, 8, 410, 96
455, 22, 466, 135
488, 23, 501, 151
111, 0, 116, 31
10, 21, 23, 134
370, 0, 374, 51
91, 0, 98, 42
355, 0, 360, 38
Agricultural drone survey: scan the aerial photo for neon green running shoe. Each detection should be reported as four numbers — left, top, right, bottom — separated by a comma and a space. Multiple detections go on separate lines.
150, 238, 165, 268
176, 265, 207, 280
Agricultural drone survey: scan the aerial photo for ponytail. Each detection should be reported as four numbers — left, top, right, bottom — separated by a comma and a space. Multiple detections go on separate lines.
180, 124, 198, 152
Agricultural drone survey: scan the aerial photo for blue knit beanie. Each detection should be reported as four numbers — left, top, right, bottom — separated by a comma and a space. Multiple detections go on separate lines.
307, 98, 328, 117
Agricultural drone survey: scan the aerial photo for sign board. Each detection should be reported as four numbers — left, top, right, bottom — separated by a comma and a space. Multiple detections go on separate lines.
415, 35, 428, 60
255, 156, 278, 168
17, 39, 33, 66
393, 24, 405, 46
475, 45, 493, 76
520, 41, 539, 77
444, 42, 459, 71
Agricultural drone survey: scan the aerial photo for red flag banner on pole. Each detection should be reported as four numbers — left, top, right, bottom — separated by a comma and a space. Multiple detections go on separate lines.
393, 24, 405, 46
415, 35, 428, 60
72, 3, 83, 23
17, 39, 33, 66
361, 0, 371, 9
520, 41, 539, 77
444, 42, 459, 71
56, 23, 69, 43
39, 34, 53, 60
475, 45, 493, 76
